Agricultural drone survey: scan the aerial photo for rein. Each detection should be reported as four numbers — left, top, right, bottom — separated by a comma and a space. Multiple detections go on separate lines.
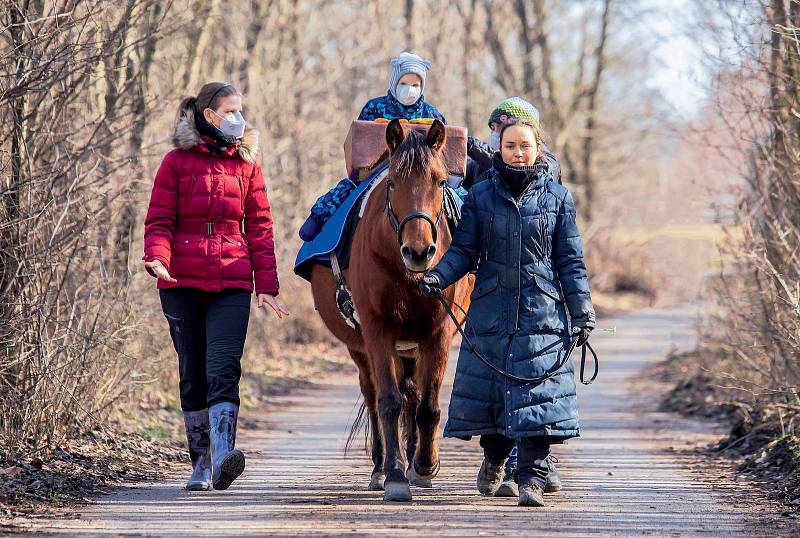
436, 293, 599, 386
384, 179, 445, 245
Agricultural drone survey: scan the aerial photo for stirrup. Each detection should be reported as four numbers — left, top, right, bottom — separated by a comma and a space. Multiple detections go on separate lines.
335, 285, 361, 331
331, 253, 360, 332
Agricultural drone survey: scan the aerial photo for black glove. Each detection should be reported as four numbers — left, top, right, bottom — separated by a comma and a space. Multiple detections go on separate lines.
418, 273, 443, 298
574, 326, 593, 346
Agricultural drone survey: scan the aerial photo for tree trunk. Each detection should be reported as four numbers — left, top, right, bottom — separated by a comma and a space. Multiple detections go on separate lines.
185, 0, 222, 91
404, 0, 414, 50
239, 0, 270, 94
1, 3, 27, 321
289, 0, 303, 182
483, 0, 518, 94
580, 0, 611, 223
461, 0, 478, 132
115, 1, 163, 278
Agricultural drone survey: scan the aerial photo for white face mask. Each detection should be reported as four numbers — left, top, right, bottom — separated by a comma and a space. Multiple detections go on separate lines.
489, 131, 501, 151
211, 110, 246, 139
395, 83, 422, 106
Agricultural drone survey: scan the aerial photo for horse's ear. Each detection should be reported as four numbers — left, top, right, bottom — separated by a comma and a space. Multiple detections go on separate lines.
386, 119, 405, 155
426, 120, 446, 152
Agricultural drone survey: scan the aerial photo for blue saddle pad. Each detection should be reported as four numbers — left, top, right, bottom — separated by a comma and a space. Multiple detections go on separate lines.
294, 163, 389, 282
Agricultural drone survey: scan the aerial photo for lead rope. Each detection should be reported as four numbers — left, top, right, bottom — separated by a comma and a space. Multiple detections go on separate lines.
436, 293, 598, 386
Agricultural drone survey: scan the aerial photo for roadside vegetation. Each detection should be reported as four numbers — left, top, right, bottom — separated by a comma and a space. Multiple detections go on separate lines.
659, 0, 800, 513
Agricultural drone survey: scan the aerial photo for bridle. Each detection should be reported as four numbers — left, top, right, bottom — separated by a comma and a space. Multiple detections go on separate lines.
384, 178, 446, 246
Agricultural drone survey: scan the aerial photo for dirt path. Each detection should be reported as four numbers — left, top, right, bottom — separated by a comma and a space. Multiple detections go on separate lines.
16, 307, 793, 536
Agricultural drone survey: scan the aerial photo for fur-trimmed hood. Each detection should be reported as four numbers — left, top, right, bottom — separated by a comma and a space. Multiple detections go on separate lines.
172, 109, 259, 164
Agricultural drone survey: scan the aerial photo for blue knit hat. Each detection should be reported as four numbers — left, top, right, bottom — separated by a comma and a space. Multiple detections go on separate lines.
388, 52, 432, 98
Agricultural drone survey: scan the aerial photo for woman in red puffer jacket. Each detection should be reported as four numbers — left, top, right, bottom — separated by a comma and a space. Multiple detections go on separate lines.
143, 82, 288, 493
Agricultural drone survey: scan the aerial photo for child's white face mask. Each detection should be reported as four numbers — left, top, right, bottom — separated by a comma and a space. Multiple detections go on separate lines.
395, 83, 422, 106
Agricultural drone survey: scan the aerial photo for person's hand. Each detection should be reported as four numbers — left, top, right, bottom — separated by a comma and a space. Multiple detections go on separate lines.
418, 273, 443, 298
144, 259, 177, 282
258, 294, 290, 319
574, 325, 593, 346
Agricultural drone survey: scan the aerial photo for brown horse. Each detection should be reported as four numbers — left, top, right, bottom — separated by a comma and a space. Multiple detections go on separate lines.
310, 119, 473, 501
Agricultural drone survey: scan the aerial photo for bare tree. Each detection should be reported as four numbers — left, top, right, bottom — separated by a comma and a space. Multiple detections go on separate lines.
579, 0, 611, 222
0, 0, 167, 459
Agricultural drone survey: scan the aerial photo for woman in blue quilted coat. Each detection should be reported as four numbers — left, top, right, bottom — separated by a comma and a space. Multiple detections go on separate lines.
419, 119, 595, 507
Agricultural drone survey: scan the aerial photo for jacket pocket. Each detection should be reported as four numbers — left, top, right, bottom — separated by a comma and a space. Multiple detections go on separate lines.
533, 273, 564, 303
163, 313, 185, 356
170, 234, 207, 278
526, 274, 566, 332
467, 274, 502, 335
221, 234, 253, 279
221, 234, 250, 259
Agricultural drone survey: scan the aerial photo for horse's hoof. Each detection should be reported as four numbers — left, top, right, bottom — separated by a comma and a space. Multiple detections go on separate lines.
368, 472, 385, 491
383, 480, 412, 502
407, 466, 433, 488
410, 459, 440, 481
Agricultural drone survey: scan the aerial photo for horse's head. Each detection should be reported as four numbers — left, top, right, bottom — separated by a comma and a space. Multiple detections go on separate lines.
384, 119, 448, 273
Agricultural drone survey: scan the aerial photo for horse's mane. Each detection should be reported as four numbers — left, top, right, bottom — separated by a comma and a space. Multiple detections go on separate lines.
389, 129, 447, 181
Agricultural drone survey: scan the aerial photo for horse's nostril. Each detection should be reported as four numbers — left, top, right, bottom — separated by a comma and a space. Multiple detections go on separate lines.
401, 244, 436, 266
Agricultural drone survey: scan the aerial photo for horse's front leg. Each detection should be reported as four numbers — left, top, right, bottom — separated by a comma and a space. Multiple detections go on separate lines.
363, 325, 411, 502
411, 328, 451, 483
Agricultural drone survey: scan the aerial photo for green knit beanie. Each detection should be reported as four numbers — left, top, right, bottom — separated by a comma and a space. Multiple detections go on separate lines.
488, 97, 541, 129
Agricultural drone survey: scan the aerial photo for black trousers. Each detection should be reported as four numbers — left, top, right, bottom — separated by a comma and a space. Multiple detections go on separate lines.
481, 434, 550, 488
159, 287, 250, 411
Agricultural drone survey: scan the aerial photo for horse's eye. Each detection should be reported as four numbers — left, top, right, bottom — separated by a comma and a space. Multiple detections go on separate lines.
388, 180, 396, 189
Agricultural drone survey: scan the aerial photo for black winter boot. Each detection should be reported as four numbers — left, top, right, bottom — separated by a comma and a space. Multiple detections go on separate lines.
545, 455, 562, 493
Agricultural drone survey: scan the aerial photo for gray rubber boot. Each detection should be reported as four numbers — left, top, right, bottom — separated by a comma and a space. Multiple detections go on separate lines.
209, 402, 245, 490
183, 409, 212, 491
476, 458, 506, 496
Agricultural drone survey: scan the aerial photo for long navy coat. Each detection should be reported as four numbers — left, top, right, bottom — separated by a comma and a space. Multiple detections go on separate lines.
431, 168, 595, 440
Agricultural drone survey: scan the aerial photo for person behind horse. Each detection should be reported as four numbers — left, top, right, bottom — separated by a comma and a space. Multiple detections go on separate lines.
418, 119, 595, 507
298, 52, 446, 241
143, 82, 289, 492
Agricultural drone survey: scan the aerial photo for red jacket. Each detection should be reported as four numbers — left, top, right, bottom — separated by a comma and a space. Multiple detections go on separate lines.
143, 113, 279, 295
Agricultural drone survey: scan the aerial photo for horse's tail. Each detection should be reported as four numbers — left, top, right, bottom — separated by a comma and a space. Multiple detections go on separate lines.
345, 397, 370, 456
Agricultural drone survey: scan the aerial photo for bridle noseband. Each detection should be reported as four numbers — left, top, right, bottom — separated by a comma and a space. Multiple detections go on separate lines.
384, 179, 445, 246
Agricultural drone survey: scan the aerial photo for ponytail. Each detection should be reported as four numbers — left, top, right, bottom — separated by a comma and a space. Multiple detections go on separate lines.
176, 96, 197, 128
